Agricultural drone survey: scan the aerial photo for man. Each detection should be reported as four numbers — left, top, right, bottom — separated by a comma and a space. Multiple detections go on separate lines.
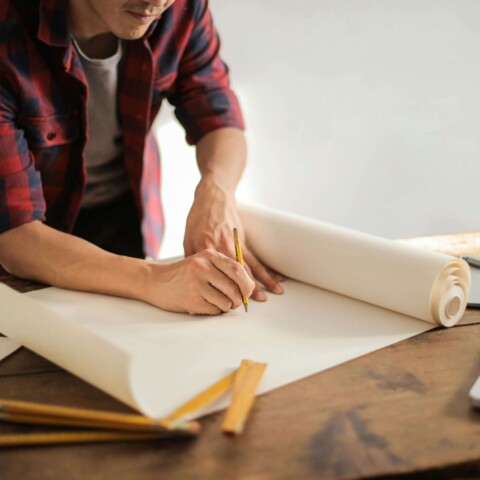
0, 0, 283, 314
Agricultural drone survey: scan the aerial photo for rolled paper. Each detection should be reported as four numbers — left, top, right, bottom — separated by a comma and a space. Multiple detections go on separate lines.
240, 204, 470, 327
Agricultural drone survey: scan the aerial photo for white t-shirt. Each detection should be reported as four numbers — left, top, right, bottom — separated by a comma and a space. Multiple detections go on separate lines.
73, 37, 130, 208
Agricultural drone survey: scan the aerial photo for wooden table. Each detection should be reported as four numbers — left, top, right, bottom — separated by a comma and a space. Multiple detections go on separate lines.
1, 233, 480, 480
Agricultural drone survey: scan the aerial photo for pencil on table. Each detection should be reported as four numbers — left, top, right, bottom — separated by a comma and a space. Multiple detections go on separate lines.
0, 411, 198, 435
0, 430, 186, 447
0, 399, 199, 434
233, 227, 249, 312
222, 359, 267, 435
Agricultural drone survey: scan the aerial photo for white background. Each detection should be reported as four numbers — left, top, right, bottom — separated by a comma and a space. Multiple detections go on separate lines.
155, 0, 480, 258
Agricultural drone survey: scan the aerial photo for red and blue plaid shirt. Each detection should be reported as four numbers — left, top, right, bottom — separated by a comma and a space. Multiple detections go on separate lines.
0, 0, 244, 256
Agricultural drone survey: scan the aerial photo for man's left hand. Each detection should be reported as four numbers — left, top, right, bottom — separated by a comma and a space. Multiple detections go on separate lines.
183, 180, 284, 302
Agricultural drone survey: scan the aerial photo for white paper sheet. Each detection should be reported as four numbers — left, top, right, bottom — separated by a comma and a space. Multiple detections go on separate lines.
0, 337, 21, 363
0, 204, 470, 418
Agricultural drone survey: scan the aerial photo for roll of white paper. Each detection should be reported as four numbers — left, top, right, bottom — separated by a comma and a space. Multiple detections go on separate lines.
240, 204, 470, 326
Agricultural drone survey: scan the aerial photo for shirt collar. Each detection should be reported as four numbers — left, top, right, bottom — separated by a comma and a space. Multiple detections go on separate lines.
37, 0, 70, 47
144, 17, 160, 40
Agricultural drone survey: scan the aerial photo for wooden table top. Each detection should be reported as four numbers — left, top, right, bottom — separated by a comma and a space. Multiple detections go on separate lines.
1, 237, 480, 479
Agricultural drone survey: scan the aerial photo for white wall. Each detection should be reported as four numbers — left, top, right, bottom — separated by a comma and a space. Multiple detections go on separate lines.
155, 0, 480, 258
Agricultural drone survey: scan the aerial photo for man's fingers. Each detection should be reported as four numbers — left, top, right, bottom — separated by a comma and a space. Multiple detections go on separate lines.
269, 270, 285, 283
201, 284, 234, 313
182, 245, 282, 311
260, 265, 284, 283
243, 262, 267, 301
243, 249, 284, 295
208, 250, 254, 299
205, 267, 243, 310
194, 298, 223, 316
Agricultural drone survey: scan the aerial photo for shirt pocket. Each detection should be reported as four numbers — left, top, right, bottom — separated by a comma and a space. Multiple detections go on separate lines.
19, 111, 80, 149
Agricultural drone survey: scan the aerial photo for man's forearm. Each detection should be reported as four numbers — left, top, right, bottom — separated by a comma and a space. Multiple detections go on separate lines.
195, 127, 247, 195
0, 221, 149, 300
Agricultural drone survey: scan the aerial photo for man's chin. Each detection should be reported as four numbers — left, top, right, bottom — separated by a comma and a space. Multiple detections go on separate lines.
114, 27, 150, 40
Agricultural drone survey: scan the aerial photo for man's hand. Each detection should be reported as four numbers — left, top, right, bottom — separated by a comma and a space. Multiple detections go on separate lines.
145, 249, 255, 315
183, 178, 284, 302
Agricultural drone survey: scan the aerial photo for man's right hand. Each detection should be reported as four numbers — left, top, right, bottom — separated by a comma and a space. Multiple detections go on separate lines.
144, 249, 255, 315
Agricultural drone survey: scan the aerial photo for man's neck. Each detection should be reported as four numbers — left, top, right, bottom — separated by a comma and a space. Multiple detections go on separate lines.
68, 0, 118, 59
74, 33, 119, 59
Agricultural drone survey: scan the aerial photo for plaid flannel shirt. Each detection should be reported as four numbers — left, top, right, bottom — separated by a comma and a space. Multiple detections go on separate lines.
0, 0, 244, 256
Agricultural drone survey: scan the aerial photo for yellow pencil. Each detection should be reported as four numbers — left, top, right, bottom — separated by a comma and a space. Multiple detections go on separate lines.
162, 370, 236, 429
0, 430, 183, 447
233, 227, 248, 312
221, 359, 267, 434
0, 399, 199, 434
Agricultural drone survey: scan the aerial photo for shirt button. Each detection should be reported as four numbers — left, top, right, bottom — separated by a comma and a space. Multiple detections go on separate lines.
47, 132, 57, 141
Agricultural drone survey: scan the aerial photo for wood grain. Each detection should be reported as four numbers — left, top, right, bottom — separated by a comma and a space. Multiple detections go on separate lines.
0, 326, 479, 479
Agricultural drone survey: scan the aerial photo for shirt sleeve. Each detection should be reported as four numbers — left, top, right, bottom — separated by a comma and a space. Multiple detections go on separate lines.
0, 79, 46, 234
167, 0, 245, 145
